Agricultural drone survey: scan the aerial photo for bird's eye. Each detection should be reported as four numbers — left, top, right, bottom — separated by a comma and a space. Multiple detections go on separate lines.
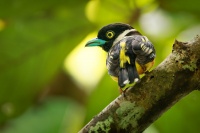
106, 30, 115, 39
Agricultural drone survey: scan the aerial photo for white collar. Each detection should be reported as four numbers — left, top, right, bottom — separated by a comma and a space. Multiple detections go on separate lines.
113, 29, 136, 46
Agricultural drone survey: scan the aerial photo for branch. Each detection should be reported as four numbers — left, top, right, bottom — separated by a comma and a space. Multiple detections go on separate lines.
79, 35, 200, 133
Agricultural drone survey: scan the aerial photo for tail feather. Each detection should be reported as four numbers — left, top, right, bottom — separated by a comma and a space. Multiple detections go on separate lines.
118, 65, 140, 88
127, 65, 140, 83
118, 68, 129, 88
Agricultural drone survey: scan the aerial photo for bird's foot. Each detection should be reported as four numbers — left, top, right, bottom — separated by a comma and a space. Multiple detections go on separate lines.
119, 87, 127, 97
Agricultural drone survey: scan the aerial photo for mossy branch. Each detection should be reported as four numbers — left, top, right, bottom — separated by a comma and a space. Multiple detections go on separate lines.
79, 35, 200, 133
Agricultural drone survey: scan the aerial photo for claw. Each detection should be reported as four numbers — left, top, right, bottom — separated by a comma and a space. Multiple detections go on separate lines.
119, 87, 127, 97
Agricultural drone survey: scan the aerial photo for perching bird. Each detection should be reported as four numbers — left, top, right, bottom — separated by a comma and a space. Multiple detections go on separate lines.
85, 23, 156, 93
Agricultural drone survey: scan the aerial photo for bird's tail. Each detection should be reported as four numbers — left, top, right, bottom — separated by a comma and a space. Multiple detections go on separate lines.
127, 64, 140, 83
118, 65, 139, 89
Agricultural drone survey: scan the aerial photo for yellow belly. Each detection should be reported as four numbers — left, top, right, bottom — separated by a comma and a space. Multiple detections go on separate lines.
136, 59, 155, 74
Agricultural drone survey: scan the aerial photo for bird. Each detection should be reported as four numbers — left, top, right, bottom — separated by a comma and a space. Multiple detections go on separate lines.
85, 23, 156, 94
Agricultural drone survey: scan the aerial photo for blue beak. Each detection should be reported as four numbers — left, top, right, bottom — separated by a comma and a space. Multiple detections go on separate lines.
85, 38, 107, 47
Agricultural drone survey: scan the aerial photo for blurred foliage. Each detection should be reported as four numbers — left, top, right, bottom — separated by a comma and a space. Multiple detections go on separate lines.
0, 0, 92, 123
0, 0, 200, 133
1, 97, 84, 133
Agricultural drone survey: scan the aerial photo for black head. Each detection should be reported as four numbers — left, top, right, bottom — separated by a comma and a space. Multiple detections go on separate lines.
85, 23, 134, 52
97, 23, 133, 51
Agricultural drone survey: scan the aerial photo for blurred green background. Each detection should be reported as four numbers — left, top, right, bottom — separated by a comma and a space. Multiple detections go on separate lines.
0, 0, 200, 133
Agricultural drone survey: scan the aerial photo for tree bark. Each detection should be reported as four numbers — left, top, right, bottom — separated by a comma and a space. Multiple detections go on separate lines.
79, 35, 200, 133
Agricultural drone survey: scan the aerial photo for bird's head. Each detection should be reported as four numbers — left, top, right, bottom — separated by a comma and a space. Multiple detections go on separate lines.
85, 23, 134, 52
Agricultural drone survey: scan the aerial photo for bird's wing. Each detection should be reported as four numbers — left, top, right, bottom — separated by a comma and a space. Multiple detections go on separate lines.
129, 35, 156, 65
106, 44, 120, 79
124, 35, 156, 74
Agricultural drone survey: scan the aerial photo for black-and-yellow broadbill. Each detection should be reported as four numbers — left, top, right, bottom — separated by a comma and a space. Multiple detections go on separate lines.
85, 23, 156, 93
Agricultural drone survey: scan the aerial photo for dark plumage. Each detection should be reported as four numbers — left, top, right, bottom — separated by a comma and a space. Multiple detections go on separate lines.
85, 23, 156, 93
